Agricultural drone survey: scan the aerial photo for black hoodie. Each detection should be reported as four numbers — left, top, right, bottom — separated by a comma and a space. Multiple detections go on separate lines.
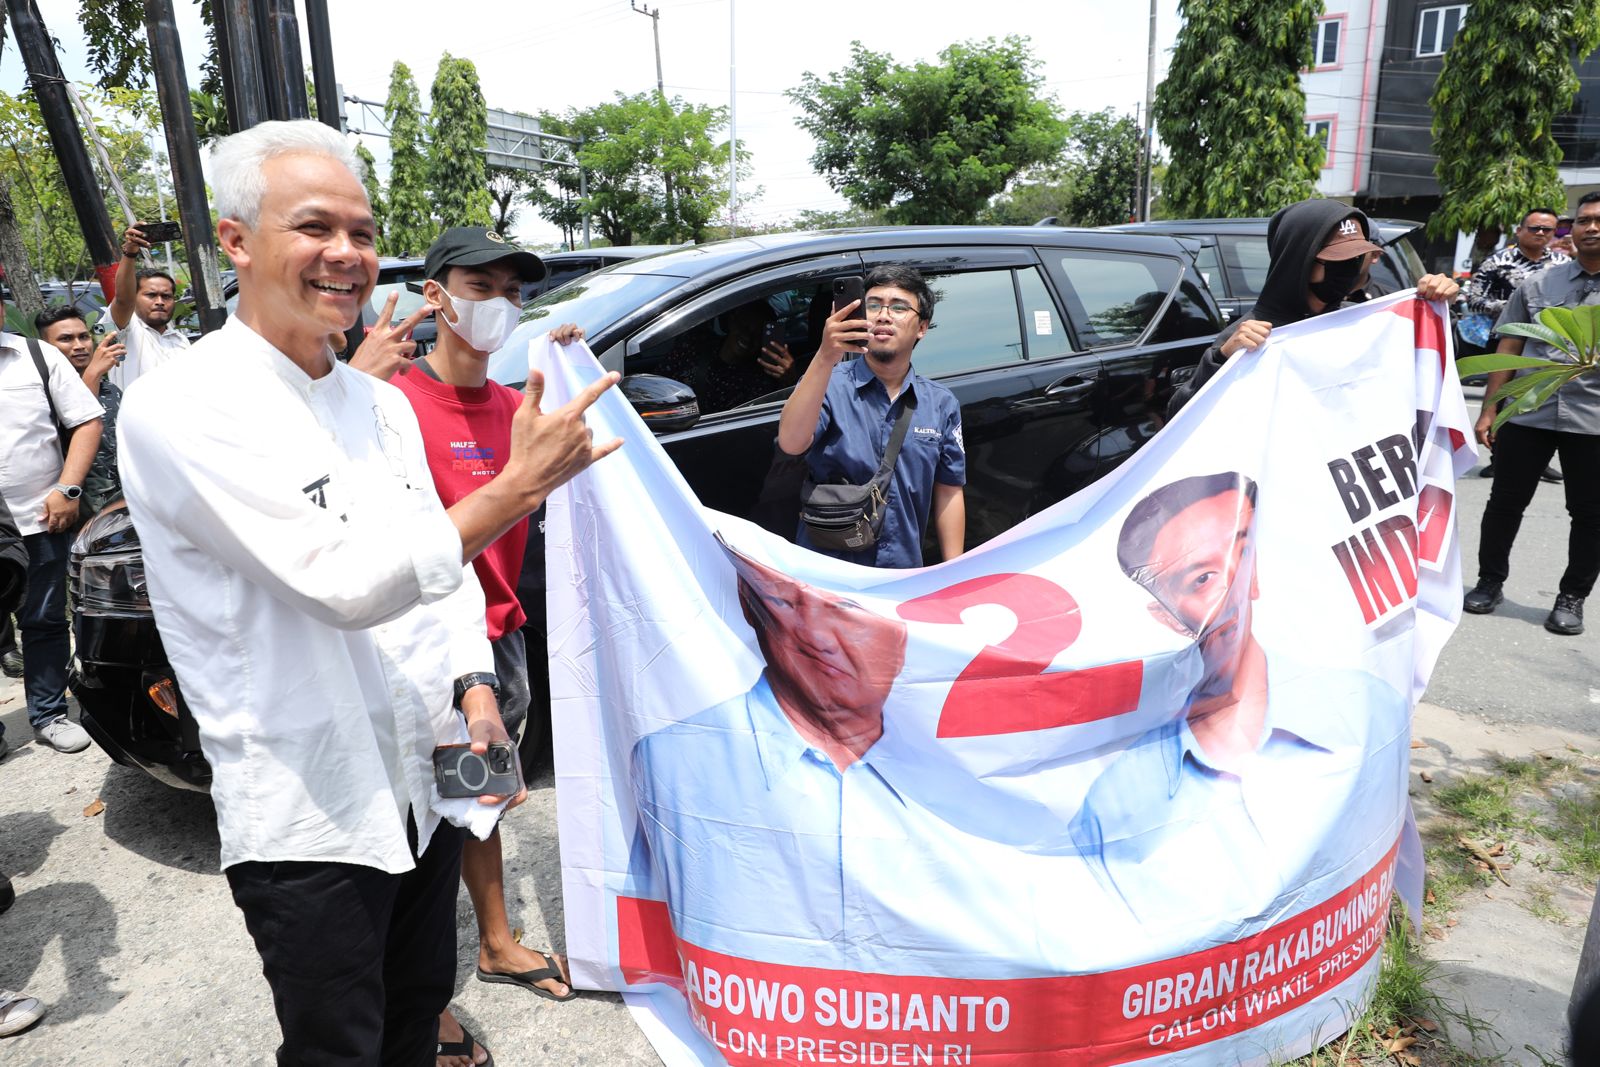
1168, 200, 1379, 415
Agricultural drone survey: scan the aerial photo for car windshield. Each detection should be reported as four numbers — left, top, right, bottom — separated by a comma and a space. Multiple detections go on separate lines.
486, 270, 683, 385
518, 270, 680, 335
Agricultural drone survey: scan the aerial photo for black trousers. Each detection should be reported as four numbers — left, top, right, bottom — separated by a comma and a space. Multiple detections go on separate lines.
225, 816, 466, 1067
1478, 420, 1600, 597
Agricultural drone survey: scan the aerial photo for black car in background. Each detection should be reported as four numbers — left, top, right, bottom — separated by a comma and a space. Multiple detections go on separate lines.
71, 226, 1224, 790
1108, 217, 1430, 323
522, 245, 686, 300
492, 226, 1223, 550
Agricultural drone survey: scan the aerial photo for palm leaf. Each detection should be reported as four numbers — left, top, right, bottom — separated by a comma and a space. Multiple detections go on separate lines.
1490, 366, 1574, 403
1456, 353, 1564, 376
1540, 307, 1593, 361
1492, 368, 1583, 431
1497, 321, 1580, 359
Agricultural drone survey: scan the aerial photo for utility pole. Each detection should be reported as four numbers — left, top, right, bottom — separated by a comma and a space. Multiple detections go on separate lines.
729, 0, 737, 237
633, 1, 677, 242
6, 0, 121, 298
144, 0, 228, 333
1139, 0, 1158, 221
632, 1, 664, 96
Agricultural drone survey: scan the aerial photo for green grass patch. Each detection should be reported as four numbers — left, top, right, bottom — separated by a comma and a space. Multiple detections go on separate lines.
1283, 910, 1503, 1065
1433, 776, 1524, 836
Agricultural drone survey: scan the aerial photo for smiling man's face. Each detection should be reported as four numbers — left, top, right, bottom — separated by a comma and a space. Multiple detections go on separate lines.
736, 559, 907, 728
222, 151, 376, 359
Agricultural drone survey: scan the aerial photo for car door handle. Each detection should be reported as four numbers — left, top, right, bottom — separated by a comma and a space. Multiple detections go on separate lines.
1009, 375, 1097, 411
1044, 375, 1098, 398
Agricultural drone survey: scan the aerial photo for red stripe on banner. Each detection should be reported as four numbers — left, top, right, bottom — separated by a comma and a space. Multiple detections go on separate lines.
618, 840, 1399, 1065
1387, 298, 1447, 371
896, 574, 1146, 738
1387, 299, 1469, 452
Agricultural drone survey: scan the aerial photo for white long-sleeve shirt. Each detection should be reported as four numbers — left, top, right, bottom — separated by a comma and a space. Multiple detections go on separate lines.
118, 318, 495, 873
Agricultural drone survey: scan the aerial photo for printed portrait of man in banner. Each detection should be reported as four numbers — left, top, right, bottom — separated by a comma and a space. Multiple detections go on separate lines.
537, 293, 1475, 1066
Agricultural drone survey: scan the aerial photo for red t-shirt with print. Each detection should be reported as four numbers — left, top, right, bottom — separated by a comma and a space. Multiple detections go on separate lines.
393, 369, 527, 641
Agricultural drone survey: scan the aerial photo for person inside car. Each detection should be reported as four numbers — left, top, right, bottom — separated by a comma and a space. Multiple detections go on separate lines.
1168, 199, 1461, 415
659, 298, 796, 415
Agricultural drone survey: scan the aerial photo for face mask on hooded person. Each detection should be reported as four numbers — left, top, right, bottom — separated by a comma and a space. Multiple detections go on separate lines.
1309, 255, 1365, 306
428, 282, 522, 353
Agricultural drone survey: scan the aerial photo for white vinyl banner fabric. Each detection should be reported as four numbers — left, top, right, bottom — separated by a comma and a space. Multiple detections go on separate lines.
533, 292, 1475, 1066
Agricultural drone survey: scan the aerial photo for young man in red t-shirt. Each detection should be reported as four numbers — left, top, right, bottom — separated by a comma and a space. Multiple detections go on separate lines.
390, 228, 585, 1065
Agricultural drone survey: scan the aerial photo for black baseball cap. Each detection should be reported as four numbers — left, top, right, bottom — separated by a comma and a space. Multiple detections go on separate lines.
423, 227, 547, 284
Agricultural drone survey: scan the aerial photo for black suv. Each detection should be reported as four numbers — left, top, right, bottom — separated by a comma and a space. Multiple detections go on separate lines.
491, 226, 1222, 550
1108, 217, 1430, 324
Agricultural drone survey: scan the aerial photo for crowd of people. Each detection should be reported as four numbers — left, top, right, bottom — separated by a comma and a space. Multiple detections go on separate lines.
2, 111, 1598, 1059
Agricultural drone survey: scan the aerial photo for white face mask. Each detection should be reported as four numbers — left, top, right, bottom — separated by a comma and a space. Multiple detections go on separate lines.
438, 290, 522, 353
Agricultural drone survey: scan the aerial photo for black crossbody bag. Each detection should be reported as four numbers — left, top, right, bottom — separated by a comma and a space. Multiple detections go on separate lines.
26, 337, 74, 459
798, 392, 916, 553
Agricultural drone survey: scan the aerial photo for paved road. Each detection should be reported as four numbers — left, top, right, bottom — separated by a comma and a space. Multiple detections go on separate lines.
1424, 392, 1600, 729
2, 389, 1595, 1064
0, 686, 660, 1066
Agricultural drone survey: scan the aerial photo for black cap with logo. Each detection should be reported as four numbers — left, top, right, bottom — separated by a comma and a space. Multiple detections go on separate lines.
424, 226, 547, 284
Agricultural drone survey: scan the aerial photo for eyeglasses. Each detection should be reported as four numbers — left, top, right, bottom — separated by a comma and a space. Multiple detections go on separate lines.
1524, 225, 1555, 234
864, 299, 920, 318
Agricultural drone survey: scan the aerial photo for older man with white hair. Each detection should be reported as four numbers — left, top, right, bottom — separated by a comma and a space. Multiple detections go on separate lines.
117, 120, 621, 1065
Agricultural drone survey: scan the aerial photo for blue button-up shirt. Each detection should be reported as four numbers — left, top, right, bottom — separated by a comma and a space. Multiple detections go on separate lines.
1069, 658, 1409, 945
628, 675, 1082, 976
798, 358, 965, 569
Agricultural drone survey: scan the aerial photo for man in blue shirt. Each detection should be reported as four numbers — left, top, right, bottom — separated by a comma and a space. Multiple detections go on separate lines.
776, 266, 966, 568
1071, 473, 1409, 941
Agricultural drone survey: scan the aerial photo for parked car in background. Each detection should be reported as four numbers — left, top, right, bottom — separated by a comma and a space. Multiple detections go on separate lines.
522, 245, 686, 300
1107, 217, 1429, 323
491, 225, 1223, 551
70, 506, 209, 792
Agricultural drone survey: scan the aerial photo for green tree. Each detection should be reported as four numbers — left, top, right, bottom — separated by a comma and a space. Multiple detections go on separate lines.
190, 88, 229, 146
985, 109, 1149, 226
488, 164, 537, 237
1154, 0, 1324, 218
384, 61, 432, 257
0, 85, 161, 281
1430, 1, 1600, 245
355, 141, 387, 252
536, 94, 742, 246
427, 53, 493, 229
528, 153, 585, 250
789, 36, 1066, 225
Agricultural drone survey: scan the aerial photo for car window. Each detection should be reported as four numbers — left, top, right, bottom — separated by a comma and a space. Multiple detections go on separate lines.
519, 271, 681, 335
1015, 266, 1071, 359
627, 282, 833, 416
1146, 277, 1222, 343
1048, 251, 1181, 348
914, 269, 1027, 377
1218, 235, 1272, 299
1189, 241, 1226, 296
366, 268, 428, 326
1365, 251, 1407, 298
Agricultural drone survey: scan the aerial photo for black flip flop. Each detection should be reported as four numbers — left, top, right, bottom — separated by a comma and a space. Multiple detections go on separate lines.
437, 1021, 494, 1067
477, 952, 579, 1001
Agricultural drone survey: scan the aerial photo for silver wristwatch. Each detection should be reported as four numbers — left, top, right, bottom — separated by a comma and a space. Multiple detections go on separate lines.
52, 483, 83, 500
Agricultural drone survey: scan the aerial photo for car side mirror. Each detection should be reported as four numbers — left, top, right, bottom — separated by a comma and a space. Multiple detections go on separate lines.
620, 374, 700, 435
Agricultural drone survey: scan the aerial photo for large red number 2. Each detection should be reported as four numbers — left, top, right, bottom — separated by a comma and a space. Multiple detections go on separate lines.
897, 573, 1144, 739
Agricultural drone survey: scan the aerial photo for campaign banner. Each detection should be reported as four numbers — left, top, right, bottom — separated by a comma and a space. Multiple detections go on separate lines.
534, 291, 1475, 1066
